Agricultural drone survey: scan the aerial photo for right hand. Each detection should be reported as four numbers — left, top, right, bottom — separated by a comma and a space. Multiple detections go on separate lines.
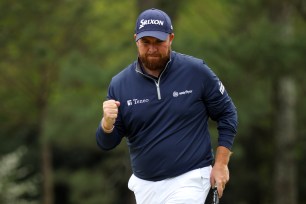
102, 100, 120, 130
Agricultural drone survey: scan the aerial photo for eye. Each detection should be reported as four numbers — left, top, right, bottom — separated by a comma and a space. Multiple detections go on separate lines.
140, 39, 150, 44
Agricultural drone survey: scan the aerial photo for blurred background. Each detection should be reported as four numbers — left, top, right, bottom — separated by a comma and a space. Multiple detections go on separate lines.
1, 0, 306, 203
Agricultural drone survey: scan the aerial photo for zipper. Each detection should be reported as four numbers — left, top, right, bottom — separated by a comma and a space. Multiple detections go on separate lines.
155, 82, 161, 100
135, 59, 171, 100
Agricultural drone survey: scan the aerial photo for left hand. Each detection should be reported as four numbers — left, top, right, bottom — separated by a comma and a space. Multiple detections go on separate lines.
210, 162, 229, 198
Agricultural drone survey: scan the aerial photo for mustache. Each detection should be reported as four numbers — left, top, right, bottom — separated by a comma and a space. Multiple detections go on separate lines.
146, 53, 162, 57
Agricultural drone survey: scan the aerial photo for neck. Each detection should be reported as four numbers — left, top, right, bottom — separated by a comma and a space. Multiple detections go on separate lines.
138, 53, 171, 78
143, 67, 163, 78
138, 59, 166, 78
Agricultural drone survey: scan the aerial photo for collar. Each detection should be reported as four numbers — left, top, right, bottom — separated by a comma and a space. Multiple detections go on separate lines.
135, 51, 174, 76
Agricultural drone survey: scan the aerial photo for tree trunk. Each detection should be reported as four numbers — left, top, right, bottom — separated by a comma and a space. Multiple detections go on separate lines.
37, 64, 54, 204
274, 77, 297, 204
269, 1, 298, 204
42, 142, 54, 204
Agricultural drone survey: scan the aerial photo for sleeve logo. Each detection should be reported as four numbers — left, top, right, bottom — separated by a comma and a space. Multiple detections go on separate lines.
219, 81, 225, 95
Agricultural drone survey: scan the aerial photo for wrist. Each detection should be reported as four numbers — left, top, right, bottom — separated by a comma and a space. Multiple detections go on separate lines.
214, 146, 232, 165
101, 118, 114, 133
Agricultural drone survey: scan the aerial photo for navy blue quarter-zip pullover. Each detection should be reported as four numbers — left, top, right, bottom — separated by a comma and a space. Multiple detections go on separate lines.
96, 51, 238, 181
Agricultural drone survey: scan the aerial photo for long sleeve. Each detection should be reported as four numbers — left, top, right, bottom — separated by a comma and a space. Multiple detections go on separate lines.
96, 78, 126, 151
202, 64, 238, 149
96, 123, 124, 150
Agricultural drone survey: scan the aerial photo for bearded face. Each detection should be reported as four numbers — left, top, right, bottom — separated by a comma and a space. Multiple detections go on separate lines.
138, 49, 171, 71
135, 34, 174, 75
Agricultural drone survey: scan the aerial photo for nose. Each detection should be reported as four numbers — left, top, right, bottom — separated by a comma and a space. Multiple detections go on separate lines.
148, 43, 158, 53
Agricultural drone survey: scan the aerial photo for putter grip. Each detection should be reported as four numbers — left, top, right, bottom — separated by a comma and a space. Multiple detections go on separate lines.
213, 188, 219, 204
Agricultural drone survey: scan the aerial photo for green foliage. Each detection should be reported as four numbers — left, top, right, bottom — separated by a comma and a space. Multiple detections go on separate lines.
1, 0, 306, 203
43, 51, 102, 147
1, 0, 136, 203
175, 0, 306, 203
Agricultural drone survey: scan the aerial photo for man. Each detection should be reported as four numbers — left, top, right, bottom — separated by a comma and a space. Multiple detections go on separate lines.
96, 8, 238, 204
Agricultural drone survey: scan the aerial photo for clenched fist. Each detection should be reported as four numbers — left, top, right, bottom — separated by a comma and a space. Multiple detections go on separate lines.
101, 99, 120, 133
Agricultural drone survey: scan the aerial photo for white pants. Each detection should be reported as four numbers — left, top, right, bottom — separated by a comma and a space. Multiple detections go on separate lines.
128, 166, 212, 204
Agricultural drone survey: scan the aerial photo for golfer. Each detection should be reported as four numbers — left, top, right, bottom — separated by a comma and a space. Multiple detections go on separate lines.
96, 8, 238, 204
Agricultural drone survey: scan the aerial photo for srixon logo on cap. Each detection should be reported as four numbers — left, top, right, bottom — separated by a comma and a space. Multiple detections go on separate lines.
139, 19, 164, 29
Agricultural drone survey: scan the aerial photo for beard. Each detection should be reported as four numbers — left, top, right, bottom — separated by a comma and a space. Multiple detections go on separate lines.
138, 49, 171, 72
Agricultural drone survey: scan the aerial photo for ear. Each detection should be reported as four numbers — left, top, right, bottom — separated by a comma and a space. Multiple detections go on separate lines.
134, 34, 139, 47
169, 33, 174, 44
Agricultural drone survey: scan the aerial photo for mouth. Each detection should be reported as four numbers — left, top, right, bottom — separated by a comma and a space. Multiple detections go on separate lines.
147, 55, 160, 59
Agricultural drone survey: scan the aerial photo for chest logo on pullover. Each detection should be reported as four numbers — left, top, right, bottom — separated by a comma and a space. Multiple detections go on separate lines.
127, 98, 150, 106
173, 90, 193, 98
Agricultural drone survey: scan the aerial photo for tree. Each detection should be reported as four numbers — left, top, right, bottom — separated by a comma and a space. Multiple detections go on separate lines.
267, 1, 298, 203
218, 0, 305, 203
1, 0, 136, 203
1, 0, 306, 203
175, 0, 306, 203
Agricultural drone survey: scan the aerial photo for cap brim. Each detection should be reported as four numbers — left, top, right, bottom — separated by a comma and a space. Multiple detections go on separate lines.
135, 31, 169, 41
